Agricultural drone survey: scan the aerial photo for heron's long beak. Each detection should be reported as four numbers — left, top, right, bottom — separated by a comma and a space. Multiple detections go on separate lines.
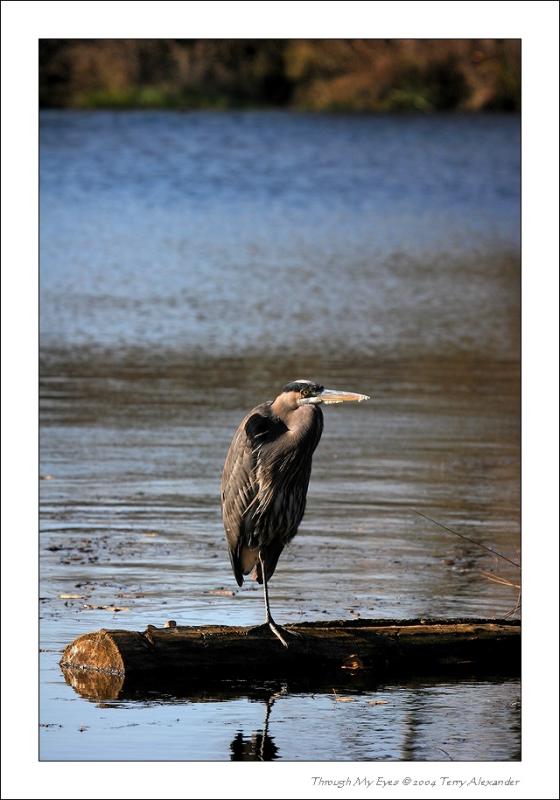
317, 387, 370, 405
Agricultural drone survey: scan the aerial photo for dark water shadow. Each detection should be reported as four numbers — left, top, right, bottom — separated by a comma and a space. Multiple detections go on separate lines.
61, 662, 519, 704
230, 693, 280, 761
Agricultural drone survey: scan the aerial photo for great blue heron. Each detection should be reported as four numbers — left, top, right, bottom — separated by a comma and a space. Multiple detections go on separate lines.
221, 379, 370, 647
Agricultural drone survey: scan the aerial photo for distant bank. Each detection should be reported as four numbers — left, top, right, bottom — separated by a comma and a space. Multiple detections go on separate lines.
40, 39, 520, 112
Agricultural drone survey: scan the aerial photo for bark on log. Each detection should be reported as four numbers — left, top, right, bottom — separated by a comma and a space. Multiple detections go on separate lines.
61, 618, 519, 699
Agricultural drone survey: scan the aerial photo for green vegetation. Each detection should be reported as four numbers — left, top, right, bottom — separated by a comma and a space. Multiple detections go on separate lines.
40, 39, 520, 112
78, 87, 181, 109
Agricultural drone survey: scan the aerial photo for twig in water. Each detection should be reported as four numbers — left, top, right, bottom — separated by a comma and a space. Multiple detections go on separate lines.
480, 570, 522, 618
503, 587, 521, 619
413, 509, 520, 568
479, 571, 520, 589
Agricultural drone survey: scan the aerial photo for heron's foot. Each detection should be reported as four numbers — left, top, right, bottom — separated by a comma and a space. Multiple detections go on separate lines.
247, 621, 301, 648
266, 619, 303, 648
267, 620, 290, 648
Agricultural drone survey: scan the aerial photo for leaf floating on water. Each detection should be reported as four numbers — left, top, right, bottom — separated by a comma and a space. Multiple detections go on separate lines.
207, 588, 236, 597
59, 593, 83, 599
40, 474, 54, 480
368, 700, 389, 705
83, 604, 130, 612
141, 531, 158, 537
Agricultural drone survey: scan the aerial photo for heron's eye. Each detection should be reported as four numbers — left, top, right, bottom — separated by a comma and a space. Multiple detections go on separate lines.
301, 387, 311, 397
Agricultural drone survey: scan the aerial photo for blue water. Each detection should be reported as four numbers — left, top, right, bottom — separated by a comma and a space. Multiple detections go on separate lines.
40, 111, 519, 356
40, 111, 520, 761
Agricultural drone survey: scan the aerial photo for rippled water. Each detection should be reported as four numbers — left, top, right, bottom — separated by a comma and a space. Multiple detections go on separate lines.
41, 676, 520, 762
40, 111, 520, 761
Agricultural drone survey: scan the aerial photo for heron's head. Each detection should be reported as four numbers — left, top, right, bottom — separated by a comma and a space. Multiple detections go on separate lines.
280, 379, 370, 409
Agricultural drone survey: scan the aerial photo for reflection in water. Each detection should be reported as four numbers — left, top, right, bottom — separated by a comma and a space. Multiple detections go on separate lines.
399, 683, 521, 762
61, 664, 125, 702
51, 667, 520, 761
230, 695, 280, 761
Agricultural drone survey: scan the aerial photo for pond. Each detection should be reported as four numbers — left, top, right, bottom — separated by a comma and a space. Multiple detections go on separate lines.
40, 110, 520, 761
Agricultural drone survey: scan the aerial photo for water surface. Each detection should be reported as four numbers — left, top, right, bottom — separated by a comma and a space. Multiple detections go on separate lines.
40, 111, 520, 761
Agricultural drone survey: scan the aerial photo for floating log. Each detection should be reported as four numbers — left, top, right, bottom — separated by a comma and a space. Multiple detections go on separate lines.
61, 618, 519, 699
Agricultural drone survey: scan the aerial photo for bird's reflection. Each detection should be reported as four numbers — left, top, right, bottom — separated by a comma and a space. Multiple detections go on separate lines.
230, 692, 281, 761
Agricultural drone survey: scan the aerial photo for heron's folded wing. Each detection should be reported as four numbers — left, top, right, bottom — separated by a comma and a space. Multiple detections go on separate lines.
221, 411, 271, 584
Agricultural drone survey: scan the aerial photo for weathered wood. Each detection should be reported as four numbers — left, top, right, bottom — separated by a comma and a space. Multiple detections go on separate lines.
61, 618, 520, 698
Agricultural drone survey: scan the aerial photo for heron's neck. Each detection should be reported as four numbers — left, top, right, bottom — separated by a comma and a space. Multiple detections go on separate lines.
270, 394, 296, 419
271, 398, 316, 435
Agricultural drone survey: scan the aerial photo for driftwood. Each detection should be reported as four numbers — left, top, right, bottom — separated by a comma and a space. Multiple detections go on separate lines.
61, 618, 519, 699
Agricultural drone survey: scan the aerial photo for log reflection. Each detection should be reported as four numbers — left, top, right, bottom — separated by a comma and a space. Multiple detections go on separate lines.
61, 664, 125, 701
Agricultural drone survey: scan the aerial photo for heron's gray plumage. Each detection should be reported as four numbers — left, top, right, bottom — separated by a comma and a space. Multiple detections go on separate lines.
220, 379, 369, 648
221, 399, 323, 586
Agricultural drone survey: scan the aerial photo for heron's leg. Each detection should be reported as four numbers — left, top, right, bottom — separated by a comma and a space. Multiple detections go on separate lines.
259, 554, 289, 648
260, 554, 273, 623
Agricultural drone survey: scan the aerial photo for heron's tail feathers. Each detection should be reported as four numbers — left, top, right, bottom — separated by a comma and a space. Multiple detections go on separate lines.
249, 543, 285, 584
240, 545, 259, 577
250, 561, 263, 584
